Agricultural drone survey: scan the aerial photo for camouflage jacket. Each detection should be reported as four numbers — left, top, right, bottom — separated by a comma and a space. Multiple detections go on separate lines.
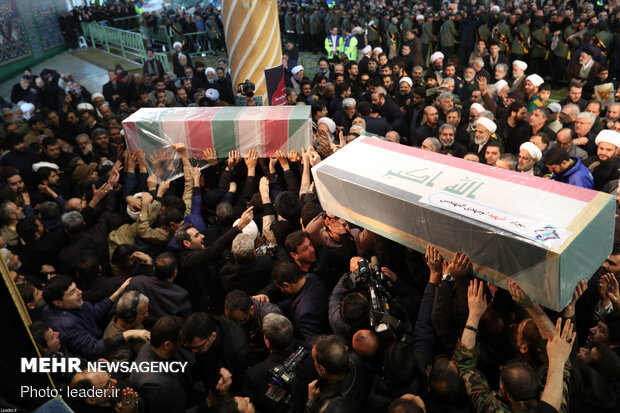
453, 341, 571, 413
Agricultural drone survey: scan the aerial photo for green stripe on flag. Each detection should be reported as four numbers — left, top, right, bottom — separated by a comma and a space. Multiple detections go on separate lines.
212, 107, 241, 156
288, 106, 312, 150
136, 118, 166, 155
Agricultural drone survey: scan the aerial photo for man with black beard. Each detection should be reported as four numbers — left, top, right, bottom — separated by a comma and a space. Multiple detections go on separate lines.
312, 57, 331, 86
395, 77, 414, 124
583, 130, 620, 191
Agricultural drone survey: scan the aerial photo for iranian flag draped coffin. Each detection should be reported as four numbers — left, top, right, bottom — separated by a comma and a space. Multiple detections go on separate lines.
123, 106, 312, 180
312, 136, 615, 311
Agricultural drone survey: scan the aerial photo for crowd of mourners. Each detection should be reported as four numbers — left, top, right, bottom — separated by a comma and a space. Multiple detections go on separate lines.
2, 0, 620, 412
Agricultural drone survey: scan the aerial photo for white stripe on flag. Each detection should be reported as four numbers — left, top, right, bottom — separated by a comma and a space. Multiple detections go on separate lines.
160, 109, 191, 148
236, 107, 265, 156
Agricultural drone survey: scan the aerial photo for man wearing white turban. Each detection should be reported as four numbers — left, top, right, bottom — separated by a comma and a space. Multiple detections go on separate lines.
583, 130, 620, 190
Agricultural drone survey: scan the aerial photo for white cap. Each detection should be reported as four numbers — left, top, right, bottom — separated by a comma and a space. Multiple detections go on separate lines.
399, 77, 413, 87
526, 74, 544, 88
520, 142, 543, 161
318, 117, 336, 134
126, 192, 143, 221
173, 41, 183, 49
205, 67, 216, 76
494, 80, 509, 92
206, 88, 220, 101
548, 103, 562, 113
595, 130, 620, 148
361, 45, 372, 55
513, 60, 528, 71
233, 218, 259, 240
373, 47, 383, 54
476, 117, 497, 134
416, 14, 425, 20
430, 51, 444, 63
291, 65, 304, 75
470, 103, 485, 114
91, 92, 105, 102
19, 102, 35, 114
76, 102, 95, 111
32, 162, 59, 172
491, 5, 500, 13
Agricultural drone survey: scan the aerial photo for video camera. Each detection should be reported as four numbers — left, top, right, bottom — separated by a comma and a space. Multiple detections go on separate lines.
237, 79, 255, 97
342, 258, 407, 341
265, 346, 308, 410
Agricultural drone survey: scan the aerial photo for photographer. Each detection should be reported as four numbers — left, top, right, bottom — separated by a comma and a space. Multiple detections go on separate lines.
238, 313, 317, 412
328, 256, 418, 344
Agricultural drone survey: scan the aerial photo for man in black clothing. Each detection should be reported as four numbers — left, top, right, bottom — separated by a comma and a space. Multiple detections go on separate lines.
239, 313, 317, 412
181, 312, 253, 394
175, 207, 254, 313
129, 316, 194, 412
497, 101, 528, 155
583, 130, 620, 191
306, 335, 371, 413
411, 106, 442, 147
371, 87, 407, 139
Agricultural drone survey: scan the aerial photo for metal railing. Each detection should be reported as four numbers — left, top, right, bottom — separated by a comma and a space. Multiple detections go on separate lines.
182, 31, 213, 56
141, 26, 172, 52
110, 15, 142, 32
80, 22, 172, 71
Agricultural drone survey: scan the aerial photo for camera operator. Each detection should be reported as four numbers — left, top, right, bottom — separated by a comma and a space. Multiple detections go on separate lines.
238, 313, 317, 413
328, 256, 419, 344
306, 335, 371, 413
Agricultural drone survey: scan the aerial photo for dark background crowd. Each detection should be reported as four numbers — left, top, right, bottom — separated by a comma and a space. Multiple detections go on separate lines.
2, 0, 620, 412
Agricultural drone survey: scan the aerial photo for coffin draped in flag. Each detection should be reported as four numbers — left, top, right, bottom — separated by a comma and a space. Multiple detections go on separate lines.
312, 136, 615, 311
122, 106, 312, 180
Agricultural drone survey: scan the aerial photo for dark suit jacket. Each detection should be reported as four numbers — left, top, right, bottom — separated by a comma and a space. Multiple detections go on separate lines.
277, 273, 330, 346
567, 61, 600, 98
142, 58, 165, 79
482, 54, 509, 81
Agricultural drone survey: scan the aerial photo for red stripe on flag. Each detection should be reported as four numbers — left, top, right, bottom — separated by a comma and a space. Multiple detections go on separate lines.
122, 122, 140, 152
186, 109, 219, 159
264, 106, 293, 156
359, 137, 597, 203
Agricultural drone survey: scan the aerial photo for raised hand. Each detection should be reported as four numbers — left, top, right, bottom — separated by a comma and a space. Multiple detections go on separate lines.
467, 278, 488, 321
288, 149, 301, 163
509, 281, 534, 308
227, 150, 240, 169
424, 244, 443, 275
445, 252, 472, 278
244, 149, 258, 170
202, 147, 218, 166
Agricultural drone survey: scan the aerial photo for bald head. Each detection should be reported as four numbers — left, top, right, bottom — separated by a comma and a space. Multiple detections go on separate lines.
352, 329, 379, 359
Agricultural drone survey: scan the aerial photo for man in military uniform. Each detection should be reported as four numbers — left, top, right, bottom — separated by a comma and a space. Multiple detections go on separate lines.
310, 8, 325, 54
284, 8, 296, 46
387, 17, 400, 60
510, 14, 531, 62
551, 17, 580, 88
420, 15, 435, 65
326, 9, 340, 37
593, 20, 613, 66
401, 11, 414, 45
492, 15, 512, 55
367, 18, 382, 49
295, 8, 309, 52
530, 20, 551, 78
440, 12, 459, 60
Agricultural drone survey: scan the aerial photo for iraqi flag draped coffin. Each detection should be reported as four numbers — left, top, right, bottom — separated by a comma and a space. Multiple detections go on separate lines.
312, 136, 615, 311
122, 106, 312, 180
